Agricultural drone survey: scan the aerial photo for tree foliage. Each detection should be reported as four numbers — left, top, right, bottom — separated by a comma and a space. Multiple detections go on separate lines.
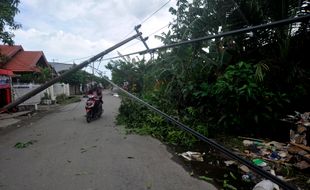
108, 0, 310, 145
19, 67, 52, 84
59, 69, 109, 87
0, 0, 21, 45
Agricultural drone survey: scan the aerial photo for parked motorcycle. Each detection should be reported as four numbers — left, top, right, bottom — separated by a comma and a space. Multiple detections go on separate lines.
85, 94, 103, 123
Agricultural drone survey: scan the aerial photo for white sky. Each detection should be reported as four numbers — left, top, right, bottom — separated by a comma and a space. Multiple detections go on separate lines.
13, 0, 176, 77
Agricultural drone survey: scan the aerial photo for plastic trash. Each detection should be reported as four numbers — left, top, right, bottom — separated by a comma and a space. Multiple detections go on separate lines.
224, 160, 236, 166
243, 140, 263, 146
239, 165, 250, 173
179, 151, 205, 162
242, 174, 250, 182
269, 151, 281, 160
252, 159, 267, 167
253, 180, 276, 190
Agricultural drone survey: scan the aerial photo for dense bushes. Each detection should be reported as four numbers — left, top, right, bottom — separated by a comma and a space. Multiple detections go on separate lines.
108, 0, 309, 146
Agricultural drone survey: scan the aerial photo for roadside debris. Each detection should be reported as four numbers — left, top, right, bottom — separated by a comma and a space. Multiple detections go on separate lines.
179, 151, 205, 162
176, 112, 309, 189
239, 165, 250, 173
80, 145, 97, 153
14, 140, 37, 148
224, 160, 236, 166
252, 159, 267, 167
253, 180, 279, 190
75, 171, 89, 176
230, 111, 310, 188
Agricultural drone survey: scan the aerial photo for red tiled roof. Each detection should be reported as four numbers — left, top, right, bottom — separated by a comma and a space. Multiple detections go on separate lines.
3, 51, 45, 72
0, 45, 23, 59
0, 69, 14, 76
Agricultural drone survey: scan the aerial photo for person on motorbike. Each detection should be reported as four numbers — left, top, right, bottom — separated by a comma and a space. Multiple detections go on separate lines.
87, 86, 102, 113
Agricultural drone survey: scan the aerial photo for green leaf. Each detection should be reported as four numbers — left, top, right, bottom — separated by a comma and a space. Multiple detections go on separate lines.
199, 176, 213, 182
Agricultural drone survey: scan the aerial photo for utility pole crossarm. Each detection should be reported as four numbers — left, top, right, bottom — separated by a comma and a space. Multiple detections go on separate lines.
134, 25, 152, 54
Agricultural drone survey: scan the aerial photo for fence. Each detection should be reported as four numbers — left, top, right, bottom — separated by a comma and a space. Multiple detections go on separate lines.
13, 83, 70, 105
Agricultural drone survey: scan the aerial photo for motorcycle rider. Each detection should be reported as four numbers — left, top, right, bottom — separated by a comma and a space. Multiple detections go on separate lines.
87, 86, 103, 113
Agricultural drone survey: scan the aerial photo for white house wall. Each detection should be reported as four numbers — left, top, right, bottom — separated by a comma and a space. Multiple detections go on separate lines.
54, 83, 70, 96
13, 84, 56, 105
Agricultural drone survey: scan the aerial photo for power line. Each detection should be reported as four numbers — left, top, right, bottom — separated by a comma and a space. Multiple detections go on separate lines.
121, 30, 136, 41
98, 15, 310, 61
61, 55, 94, 63
119, 40, 141, 51
140, 0, 172, 25
121, 0, 171, 41
146, 23, 170, 37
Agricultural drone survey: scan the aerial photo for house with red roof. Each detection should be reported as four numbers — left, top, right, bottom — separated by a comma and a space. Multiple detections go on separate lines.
0, 45, 55, 83
0, 45, 57, 108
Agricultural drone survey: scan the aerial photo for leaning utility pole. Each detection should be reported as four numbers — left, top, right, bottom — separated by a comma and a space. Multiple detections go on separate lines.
1, 32, 142, 111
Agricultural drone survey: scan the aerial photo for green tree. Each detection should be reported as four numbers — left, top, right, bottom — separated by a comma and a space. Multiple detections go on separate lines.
106, 56, 147, 94
59, 69, 108, 88
0, 0, 21, 45
109, 0, 309, 143
60, 70, 88, 85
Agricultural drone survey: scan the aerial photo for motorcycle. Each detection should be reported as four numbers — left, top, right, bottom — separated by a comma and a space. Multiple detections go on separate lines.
85, 94, 103, 123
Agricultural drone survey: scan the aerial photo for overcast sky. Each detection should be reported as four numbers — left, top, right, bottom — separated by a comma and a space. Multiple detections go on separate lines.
13, 0, 176, 76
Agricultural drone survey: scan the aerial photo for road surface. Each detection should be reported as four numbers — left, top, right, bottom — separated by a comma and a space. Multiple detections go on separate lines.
0, 91, 216, 190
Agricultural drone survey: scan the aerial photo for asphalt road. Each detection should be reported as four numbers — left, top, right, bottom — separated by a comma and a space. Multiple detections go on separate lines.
0, 91, 216, 190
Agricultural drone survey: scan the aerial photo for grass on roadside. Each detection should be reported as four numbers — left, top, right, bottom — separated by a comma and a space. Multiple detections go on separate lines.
56, 94, 81, 105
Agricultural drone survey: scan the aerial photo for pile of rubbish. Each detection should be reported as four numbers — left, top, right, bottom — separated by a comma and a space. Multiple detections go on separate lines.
235, 112, 310, 187
177, 112, 310, 189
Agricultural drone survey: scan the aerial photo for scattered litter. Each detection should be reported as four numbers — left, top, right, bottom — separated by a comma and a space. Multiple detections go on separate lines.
231, 111, 310, 186
224, 160, 236, 166
127, 156, 134, 159
239, 165, 250, 173
75, 172, 89, 176
67, 160, 72, 163
14, 140, 37, 149
113, 93, 119, 97
179, 151, 205, 162
294, 160, 310, 170
265, 141, 285, 150
269, 151, 281, 160
80, 145, 97, 153
252, 159, 267, 167
80, 148, 88, 153
243, 140, 263, 146
253, 180, 278, 190
242, 174, 250, 182
278, 151, 287, 158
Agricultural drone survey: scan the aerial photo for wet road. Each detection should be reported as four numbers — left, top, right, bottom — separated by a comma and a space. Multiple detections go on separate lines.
0, 91, 216, 190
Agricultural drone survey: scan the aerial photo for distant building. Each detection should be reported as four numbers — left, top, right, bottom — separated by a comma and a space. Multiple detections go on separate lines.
49, 62, 73, 75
